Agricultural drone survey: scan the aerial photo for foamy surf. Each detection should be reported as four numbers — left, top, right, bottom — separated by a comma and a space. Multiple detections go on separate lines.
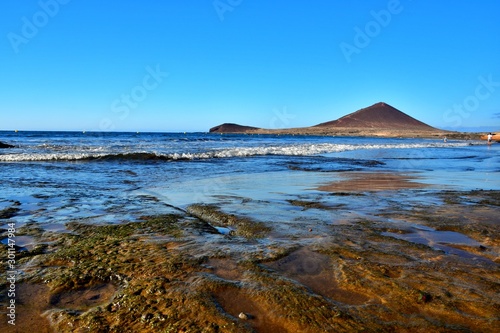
0, 142, 472, 162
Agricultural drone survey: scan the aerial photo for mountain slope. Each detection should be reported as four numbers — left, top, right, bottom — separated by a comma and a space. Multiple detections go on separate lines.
208, 102, 454, 137
314, 102, 436, 130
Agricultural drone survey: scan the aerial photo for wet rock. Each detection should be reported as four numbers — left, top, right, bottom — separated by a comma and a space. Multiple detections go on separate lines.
0, 205, 21, 219
287, 199, 331, 210
141, 313, 153, 322
0, 141, 14, 148
10, 202, 500, 332
186, 204, 271, 238
417, 291, 432, 304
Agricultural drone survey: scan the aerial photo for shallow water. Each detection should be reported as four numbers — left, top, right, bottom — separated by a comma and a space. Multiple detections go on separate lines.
1, 131, 498, 240
382, 229, 482, 257
2, 132, 499, 332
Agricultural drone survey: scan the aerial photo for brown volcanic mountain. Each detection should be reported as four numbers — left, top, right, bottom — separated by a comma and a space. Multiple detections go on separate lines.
209, 102, 454, 137
314, 102, 436, 130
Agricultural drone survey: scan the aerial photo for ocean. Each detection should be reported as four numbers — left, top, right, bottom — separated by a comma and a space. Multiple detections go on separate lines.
0, 131, 499, 230
2, 130, 500, 332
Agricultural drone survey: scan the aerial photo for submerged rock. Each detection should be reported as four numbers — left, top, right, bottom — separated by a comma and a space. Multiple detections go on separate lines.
0, 141, 15, 148
0, 202, 21, 219
186, 204, 271, 238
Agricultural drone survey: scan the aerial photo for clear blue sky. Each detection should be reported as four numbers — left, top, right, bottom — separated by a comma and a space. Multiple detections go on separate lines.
1, 0, 500, 132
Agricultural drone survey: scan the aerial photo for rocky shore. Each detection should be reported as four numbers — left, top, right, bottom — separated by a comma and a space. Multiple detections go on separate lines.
1, 179, 499, 332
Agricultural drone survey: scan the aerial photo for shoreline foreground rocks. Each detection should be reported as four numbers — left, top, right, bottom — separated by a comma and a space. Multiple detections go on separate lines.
2, 189, 498, 332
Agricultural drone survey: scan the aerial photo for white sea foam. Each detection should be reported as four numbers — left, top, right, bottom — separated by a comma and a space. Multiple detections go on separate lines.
169, 142, 470, 160
0, 142, 471, 162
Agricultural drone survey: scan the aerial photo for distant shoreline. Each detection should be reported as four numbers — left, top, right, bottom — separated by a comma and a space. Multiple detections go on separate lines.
0, 129, 488, 140
208, 102, 496, 141
210, 127, 483, 140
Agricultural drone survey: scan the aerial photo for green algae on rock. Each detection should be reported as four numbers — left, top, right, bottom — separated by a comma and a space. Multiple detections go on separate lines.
186, 204, 272, 239
1, 189, 499, 332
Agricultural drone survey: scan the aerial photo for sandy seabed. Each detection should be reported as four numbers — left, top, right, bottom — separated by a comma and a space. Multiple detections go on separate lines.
1, 171, 499, 333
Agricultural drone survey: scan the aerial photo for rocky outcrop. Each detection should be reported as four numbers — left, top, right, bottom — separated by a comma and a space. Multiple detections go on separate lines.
209, 123, 260, 133
0, 141, 15, 148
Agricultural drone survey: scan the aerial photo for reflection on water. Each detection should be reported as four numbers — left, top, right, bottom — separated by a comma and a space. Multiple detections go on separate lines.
382, 229, 483, 259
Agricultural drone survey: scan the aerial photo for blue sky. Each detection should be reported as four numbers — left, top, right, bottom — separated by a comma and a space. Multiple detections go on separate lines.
1, 0, 500, 132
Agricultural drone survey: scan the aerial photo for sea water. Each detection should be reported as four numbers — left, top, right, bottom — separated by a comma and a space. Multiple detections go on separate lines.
0, 131, 498, 230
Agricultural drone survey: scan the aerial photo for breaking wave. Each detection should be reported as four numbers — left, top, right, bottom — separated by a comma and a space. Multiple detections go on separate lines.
0, 142, 471, 162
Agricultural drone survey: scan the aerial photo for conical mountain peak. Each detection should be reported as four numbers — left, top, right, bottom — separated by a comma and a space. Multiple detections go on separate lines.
315, 102, 436, 130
